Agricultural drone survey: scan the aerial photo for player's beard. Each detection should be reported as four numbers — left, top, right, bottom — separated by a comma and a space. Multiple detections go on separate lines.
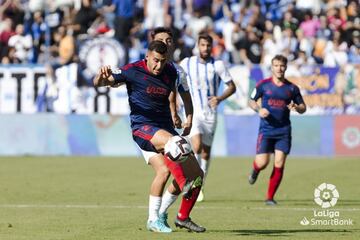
200, 51, 210, 60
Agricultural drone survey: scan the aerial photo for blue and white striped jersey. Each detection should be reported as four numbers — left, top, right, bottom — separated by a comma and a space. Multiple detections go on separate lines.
180, 56, 232, 114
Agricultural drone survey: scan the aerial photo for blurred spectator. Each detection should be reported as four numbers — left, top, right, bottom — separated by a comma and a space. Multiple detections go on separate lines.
295, 0, 322, 15
186, 7, 213, 41
143, 0, 166, 30
299, 11, 320, 38
112, 0, 137, 63
296, 28, 313, 59
348, 30, 360, 64
98, 0, 115, 30
236, 26, 262, 66
324, 30, 348, 67
0, 18, 15, 62
2, 0, 24, 26
1, 46, 20, 64
8, 23, 32, 62
327, 7, 346, 32
70, 0, 98, 38
0, 0, 359, 68
293, 50, 315, 75
30, 11, 45, 63
281, 10, 299, 32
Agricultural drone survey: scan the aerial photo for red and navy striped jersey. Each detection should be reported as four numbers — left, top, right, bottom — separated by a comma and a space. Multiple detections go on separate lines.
112, 59, 178, 129
250, 77, 304, 136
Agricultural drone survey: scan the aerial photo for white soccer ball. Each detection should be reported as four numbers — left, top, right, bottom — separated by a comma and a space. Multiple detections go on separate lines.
164, 136, 192, 162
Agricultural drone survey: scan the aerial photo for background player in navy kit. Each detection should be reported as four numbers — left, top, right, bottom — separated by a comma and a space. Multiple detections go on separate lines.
248, 54, 306, 205
93, 41, 205, 233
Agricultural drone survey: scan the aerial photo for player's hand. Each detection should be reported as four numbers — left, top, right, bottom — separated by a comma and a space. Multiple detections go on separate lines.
172, 114, 182, 129
288, 102, 298, 111
100, 65, 112, 79
208, 96, 220, 109
181, 121, 192, 136
258, 108, 270, 118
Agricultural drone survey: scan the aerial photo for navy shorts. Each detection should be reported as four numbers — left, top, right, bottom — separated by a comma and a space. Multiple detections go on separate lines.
132, 124, 178, 153
256, 133, 292, 155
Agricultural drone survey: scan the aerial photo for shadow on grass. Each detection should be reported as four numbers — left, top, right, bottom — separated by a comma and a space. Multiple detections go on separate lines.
210, 228, 357, 237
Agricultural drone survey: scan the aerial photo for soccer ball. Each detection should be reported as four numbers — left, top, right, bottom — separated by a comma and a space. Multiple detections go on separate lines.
164, 136, 192, 162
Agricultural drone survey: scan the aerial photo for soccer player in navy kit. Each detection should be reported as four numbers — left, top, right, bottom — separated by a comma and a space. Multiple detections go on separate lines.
93, 41, 205, 232
248, 54, 306, 205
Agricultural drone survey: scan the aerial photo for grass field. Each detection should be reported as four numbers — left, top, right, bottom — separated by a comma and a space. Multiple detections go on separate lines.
0, 156, 359, 240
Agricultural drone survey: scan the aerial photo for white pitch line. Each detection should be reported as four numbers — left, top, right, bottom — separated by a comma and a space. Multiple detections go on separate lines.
251, 207, 360, 212
0, 204, 359, 211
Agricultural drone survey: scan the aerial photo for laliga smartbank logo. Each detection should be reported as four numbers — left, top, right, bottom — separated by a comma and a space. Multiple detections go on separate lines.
314, 183, 339, 208
300, 183, 353, 226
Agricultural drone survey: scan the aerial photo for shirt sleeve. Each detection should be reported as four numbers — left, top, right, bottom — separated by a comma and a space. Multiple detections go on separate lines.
293, 85, 305, 105
250, 83, 263, 101
214, 60, 233, 84
111, 67, 127, 84
175, 63, 189, 93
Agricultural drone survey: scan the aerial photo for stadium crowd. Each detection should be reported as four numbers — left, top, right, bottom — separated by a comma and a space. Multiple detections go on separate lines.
0, 0, 359, 67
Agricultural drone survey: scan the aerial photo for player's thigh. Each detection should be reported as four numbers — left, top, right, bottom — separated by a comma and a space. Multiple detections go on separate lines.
133, 125, 176, 153
189, 115, 202, 138
151, 129, 176, 151
201, 120, 216, 147
274, 137, 291, 167
256, 134, 276, 154
191, 134, 202, 153
274, 136, 291, 154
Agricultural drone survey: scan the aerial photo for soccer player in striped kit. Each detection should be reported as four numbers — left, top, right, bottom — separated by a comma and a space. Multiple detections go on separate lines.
248, 54, 307, 205
179, 33, 236, 201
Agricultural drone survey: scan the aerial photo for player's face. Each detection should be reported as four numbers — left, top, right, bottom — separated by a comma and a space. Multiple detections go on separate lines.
271, 59, 287, 80
146, 50, 167, 75
153, 32, 173, 50
198, 38, 212, 60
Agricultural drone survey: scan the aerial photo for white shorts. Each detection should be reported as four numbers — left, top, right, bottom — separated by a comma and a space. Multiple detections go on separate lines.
189, 112, 217, 146
136, 144, 159, 164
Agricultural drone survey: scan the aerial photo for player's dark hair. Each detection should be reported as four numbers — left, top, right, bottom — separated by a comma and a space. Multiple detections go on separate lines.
271, 55, 288, 65
148, 40, 168, 55
150, 27, 173, 40
198, 33, 213, 45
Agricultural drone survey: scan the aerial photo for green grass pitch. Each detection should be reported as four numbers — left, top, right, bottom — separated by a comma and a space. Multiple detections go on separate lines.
0, 156, 359, 240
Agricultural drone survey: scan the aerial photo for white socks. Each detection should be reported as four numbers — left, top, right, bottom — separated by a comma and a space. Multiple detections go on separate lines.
195, 154, 210, 176
200, 158, 209, 176
159, 190, 178, 215
148, 195, 162, 222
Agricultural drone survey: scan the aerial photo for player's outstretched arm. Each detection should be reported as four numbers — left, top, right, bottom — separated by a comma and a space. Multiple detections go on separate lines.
179, 91, 193, 136
93, 66, 116, 87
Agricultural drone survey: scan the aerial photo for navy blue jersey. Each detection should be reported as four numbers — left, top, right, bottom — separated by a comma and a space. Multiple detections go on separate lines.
112, 59, 178, 129
251, 77, 304, 136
